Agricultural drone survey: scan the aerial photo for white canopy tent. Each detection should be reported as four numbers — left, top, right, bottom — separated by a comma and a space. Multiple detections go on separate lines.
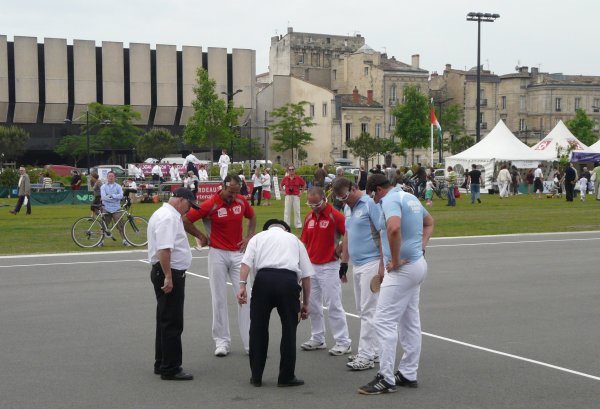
530, 120, 588, 161
587, 139, 600, 153
446, 120, 543, 188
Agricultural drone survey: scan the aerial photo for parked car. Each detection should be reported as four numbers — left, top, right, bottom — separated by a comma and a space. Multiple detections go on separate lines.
90, 165, 127, 178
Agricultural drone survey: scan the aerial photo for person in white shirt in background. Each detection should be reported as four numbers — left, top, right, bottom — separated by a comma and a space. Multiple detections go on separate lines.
250, 167, 264, 206
218, 149, 231, 181
185, 171, 199, 196
261, 168, 272, 206
169, 164, 182, 182
198, 164, 209, 182
497, 164, 512, 198
152, 164, 164, 183
183, 153, 202, 178
533, 164, 544, 199
135, 165, 145, 181
578, 175, 588, 201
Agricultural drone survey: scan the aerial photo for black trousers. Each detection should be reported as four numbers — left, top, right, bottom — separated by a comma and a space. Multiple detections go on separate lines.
249, 268, 301, 383
151, 263, 186, 375
14, 194, 32, 214
186, 163, 199, 178
251, 186, 262, 206
565, 182, 575, 201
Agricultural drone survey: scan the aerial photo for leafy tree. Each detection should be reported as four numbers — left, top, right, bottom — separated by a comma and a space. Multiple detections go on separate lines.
393, 85, 430, 163
184, 68, 244, 154
54, 134, 103, 166
137, 128, 179, 161
436, 103, 465, 140
0, 125, 29, 163
268, 101, 315, 165
448, 135, 475, 155
566, 108, 597, 146
83, 102, 142, 162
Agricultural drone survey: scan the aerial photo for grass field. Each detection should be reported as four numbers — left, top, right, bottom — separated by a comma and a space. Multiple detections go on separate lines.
1, 192, 599, 255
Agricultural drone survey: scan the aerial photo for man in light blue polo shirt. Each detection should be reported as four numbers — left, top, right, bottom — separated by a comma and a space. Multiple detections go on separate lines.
100, 171, 128, 246
358, 174, 434, 395
333, 177, 383, 371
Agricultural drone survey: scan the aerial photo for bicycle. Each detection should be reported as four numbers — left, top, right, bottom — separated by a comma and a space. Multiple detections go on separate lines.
71, 200, 149, 248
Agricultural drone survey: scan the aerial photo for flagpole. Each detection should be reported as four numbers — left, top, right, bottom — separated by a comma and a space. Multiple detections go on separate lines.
430, 123, 434, 166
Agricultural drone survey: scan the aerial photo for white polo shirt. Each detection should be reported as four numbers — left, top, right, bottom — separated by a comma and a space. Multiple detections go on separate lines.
147, 203, 192, 270
242, 227, 315, 281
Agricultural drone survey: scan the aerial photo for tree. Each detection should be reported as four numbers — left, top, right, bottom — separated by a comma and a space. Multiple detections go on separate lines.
0, 125, 29, 163
184, 68, 244, 154
54, 134, 102, 166
436, 103, 465, 140
346, 132, 382, 167
448, 135, 475, 155
268, 101, 315, 165
137, 128, 179, 161
566, 108, 597, 146
393, 85, 430, 163
83, 102, 142, 162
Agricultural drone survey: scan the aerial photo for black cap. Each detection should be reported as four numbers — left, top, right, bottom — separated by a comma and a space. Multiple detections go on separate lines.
172, 187, 199, 209
263, 219, 291, 232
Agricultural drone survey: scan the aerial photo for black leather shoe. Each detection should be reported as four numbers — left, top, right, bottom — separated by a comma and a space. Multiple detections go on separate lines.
161, 371, 194, 381
394, 371, 418, 388
277, 377, 304, 387
250, 377, 262, 387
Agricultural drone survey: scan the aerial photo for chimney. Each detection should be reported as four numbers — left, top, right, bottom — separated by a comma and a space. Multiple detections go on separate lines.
352, 87, 360, 104
287, 27, 293, 34
445, 63, 452, 71
411, 54, 420, 69
531, 67, 539, 76
367, 90, 373, 104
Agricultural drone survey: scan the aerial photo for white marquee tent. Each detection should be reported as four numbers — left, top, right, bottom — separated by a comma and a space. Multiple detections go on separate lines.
446, 120, 543, 187
530, 120, 588, 161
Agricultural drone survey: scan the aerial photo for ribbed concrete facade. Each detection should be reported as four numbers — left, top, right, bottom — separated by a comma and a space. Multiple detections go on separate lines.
0, 35, 256, 162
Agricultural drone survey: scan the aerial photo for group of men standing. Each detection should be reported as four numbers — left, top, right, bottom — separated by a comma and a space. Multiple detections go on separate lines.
147, 169, 434, 396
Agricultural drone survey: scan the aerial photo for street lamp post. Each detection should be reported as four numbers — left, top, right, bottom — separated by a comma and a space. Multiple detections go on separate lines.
467, 12, 500, 143
64, 110, 111, 175
221, 89, 243, 159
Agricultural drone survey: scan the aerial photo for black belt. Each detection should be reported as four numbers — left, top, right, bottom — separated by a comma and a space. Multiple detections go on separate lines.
152, 263, 187, 275
257, 268, 297, 278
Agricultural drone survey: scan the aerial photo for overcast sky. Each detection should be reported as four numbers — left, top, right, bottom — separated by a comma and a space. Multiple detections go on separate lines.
2, 0, 598, 77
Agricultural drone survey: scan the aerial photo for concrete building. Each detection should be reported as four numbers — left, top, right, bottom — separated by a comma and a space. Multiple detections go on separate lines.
256, 75, 337, 165
0, 35, 256, 165
269, 27, 365, 89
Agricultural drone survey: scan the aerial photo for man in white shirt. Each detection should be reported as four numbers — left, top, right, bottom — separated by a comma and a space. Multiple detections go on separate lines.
534, 164, 544, 199
148, 187, 206, 381
183, 153, 202, 178
151, 164, 164, 182
135, 165, 145, 181
497, 165, 512, 198
218, 149, 231, 181
169, 165, 181, 182
237, 219, 313, 387
198, 164, 209, 182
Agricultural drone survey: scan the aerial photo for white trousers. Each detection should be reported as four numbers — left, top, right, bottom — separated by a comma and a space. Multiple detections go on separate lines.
208, 247, 250, 351
352, 259, 380, 360
308, 261, 351, 346
219, 165, 228, 181
499, 181, 510, 197
376, 257, 427, 385
283, 195, 302, 228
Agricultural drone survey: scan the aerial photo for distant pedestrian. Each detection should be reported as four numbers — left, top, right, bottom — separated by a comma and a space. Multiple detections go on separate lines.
511, 166, 520, 195
281, 165, 306, 229
446, 166, 457, 206
534, 164, 544, 199
251, 167, 263, 206
497, 164, 511, 198
526, 169, 535, 194
70, 170, 82, 190
468, 164, 483, 203
314, 163, 327, 187
564, 163, 576, 202
578, 174, 588, 201
42, 172, 53, 191
218, 149, 230, 181
183, 152, 202, 178
9, 167, 31, 215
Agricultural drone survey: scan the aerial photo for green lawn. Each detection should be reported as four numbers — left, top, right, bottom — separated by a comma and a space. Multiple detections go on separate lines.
1, 193, 599, 255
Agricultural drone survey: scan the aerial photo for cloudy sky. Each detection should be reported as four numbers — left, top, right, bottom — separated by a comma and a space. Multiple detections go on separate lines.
2, 0, 598, 77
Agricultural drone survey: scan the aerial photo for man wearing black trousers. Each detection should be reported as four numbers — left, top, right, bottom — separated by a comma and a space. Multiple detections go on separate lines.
237, 219, 313, 387
564, 162, 576, 202
148, 188, 206, 380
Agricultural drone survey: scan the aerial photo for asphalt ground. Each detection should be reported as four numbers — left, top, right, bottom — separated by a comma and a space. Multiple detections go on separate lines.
1, 231, 599, 409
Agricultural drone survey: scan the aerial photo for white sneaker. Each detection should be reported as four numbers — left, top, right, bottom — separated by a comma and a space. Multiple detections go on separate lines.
329, 344, 352, 356
214, 346, 229, 357
300, 339, 326, 351
346, 357, 375, 371
122, 240, 131, 246
348, 354, 379, 363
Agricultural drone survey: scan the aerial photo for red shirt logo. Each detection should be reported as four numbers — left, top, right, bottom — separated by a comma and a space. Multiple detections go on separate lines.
217, 208, 227, 218
232, 205, 242, 215
319, 220, 330, 229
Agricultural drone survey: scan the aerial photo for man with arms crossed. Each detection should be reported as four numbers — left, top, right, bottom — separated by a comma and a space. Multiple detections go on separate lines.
300, 187, 352, 356
237, 219, 313, 387
281, 165, 306, 229
183, 175, 256, 357
358, 174, 434, 395
148, 188, 203, 380
332, 177, 383, 371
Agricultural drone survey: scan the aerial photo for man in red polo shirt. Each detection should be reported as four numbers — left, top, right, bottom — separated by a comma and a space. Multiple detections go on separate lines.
281, 165, 306, 229
183, 174, 256, 357
299, 187, 352, 356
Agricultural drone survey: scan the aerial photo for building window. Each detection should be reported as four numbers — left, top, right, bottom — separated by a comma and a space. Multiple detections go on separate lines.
555, 97, 562, 112
575, 97, 581, 110
519, 118, 526, 131
333, 69, 337, 80
364, 67, 369, 76
594, 98, 600, 112
342, 150, 348, 158
315, 53, 320, 67
309, 104, 315, 118
361, 123, 368, 134
390, 85, 397, 104
389, 114, 396, 129
375, 123, 381, 137
326, 37, 331, 44
501, 96, 506, 110
298, 53, 304, 64
308, 37, 313, 43
540, 117, 543, 131
345, 123, 352, 142
322, 103, 327, 117
520, 96, 526, 111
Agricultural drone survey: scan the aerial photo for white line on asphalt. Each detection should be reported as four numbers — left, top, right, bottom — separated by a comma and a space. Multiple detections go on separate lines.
430, 230, 600, 241
0, 250, 147, 259
428, 237, 600, 248
0, 256, 208, 269
186, 273, 600, 382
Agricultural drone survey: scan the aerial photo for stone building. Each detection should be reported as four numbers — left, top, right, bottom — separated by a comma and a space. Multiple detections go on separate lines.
0, 35, 256, 165
268, 27, 365, 89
